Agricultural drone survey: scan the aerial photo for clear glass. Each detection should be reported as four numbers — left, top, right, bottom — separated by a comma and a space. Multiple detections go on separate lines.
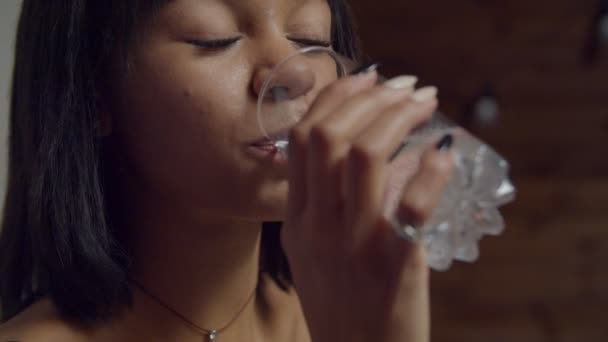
256, 47, 516, 271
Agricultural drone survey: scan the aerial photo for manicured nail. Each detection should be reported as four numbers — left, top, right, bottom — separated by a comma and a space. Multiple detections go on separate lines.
412, 86, 438, 102
349, 62, 380, 75
384, 75, 418, 90
436, 134, 454, 151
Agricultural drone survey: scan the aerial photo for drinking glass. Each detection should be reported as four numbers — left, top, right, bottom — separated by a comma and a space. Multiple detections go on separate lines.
256, 46, 515, 271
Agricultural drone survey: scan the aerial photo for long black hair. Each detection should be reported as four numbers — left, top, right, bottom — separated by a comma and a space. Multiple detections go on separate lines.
0, 0, 361, 323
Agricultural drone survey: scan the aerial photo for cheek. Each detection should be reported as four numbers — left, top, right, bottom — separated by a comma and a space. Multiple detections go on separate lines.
114, 51, 252, 207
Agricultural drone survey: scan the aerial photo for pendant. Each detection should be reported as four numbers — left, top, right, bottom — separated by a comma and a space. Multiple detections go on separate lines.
208, 330, 218, 341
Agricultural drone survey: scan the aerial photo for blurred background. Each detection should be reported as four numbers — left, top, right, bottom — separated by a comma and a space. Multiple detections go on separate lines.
0, 0, 19, 213
1, 0, 607, 341
348, 0, 608, 341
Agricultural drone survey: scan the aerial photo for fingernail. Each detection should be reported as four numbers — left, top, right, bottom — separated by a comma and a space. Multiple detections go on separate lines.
384, 75, 418, 90
349, 62, 380, 75
436, 134, 453, 151
412, 86, 438, 103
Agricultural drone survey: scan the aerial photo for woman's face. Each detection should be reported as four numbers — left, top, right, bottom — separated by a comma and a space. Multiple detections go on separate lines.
111, 0, 333, 222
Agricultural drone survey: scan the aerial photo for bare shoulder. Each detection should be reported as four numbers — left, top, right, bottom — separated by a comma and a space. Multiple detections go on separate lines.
257, 274, 311, 342
0, 299, 90, 342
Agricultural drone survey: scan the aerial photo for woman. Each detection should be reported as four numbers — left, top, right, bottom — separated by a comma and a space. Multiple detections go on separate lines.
0, 0, 454, 341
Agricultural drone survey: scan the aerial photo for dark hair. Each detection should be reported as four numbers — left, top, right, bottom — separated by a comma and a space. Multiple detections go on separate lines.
0, 0, 361, 323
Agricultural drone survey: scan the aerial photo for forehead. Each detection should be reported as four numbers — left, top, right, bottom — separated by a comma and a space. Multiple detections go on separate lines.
224, 0, 328, 13
160, 0, 330, 21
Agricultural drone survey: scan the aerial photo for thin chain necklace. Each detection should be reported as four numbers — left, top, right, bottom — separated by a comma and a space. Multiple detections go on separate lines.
130, 279, 257, 341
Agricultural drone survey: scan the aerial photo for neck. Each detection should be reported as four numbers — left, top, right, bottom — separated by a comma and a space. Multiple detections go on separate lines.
115, 194, 266, 341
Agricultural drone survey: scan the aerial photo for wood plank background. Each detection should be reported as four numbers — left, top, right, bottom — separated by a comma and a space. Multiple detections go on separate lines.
349, 0, 608, 341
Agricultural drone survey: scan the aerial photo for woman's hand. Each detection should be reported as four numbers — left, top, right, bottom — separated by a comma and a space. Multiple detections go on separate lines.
281, 70, 454, 342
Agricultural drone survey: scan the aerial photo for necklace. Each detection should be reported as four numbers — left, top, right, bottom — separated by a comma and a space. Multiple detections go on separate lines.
130, 279, 257, 341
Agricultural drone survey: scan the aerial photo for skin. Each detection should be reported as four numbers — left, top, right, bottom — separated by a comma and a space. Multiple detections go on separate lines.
0, 0, 454, 341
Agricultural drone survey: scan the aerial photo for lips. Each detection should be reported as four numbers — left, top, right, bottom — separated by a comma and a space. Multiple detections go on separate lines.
251, 138, 275, 146
250, 138, 277, 153
250, 129, 290, 147
247, 129, 291, 165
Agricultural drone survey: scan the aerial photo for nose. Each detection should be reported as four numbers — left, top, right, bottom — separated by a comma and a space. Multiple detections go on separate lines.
251, 51, 316, 102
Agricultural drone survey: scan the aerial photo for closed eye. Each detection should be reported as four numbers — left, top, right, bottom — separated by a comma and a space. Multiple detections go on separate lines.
288, 37, 332, 48
186, 37, 242, 50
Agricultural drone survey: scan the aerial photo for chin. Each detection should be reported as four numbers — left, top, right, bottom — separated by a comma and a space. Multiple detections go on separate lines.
252, 197, 288, 222
196, 162, 290, 222
243, 179, 289, 222
232, 205, 286, 223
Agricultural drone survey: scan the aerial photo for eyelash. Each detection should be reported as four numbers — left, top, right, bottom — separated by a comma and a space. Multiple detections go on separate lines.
288, 38, 332, 48
187, 37, 332, 50
187, 37, 242, 49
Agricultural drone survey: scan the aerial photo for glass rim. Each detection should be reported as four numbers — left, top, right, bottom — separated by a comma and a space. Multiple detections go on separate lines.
256, 46, 348, 140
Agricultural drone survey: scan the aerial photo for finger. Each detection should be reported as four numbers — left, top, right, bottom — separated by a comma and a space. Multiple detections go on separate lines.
288, 71, 377, 216
295, 69, 379, 137
344, 88, 439, 248
394, 134, 455, 239
308, 75, 418, 197
307, 81, 415, 218
370, 136, 454, 335
362, 216, 430, 342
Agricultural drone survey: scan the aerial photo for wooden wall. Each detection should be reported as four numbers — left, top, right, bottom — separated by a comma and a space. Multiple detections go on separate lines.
349, 0, 608, 341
